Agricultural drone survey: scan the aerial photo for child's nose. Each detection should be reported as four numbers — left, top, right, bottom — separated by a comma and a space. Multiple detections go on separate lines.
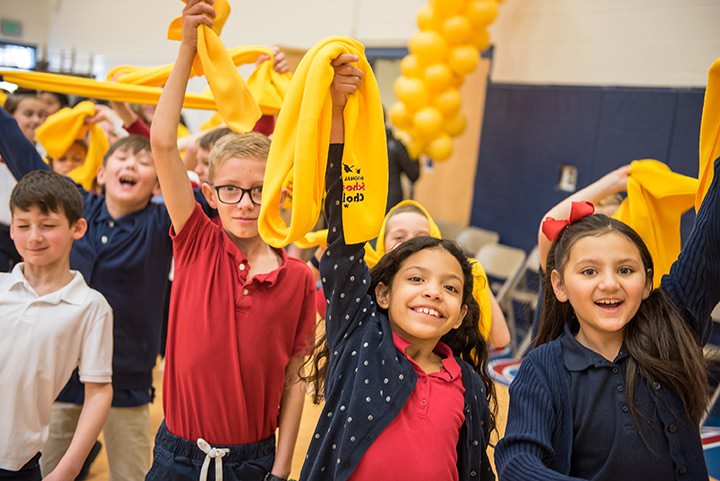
598, 271, 619, 290
423, 282, 442, 299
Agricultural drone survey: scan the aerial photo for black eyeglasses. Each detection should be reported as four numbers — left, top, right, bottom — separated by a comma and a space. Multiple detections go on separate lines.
212, 185, 263, 206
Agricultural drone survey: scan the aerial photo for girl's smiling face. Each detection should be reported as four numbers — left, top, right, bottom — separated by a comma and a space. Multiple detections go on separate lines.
375, 246, 467, 348
551, 231, 651, 357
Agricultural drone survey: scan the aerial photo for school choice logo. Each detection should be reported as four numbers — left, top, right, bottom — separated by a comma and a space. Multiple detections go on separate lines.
342, 163, 366, 208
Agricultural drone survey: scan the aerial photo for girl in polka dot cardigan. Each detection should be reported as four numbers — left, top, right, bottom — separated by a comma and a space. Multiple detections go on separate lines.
299, 55, 497, 481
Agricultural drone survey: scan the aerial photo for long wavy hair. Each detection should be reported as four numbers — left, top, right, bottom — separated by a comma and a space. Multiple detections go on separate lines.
535, 214, 708, 423
302, 236, 497, 429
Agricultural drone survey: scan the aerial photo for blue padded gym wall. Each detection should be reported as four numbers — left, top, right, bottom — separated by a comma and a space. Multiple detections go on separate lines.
470, 83, 705, 252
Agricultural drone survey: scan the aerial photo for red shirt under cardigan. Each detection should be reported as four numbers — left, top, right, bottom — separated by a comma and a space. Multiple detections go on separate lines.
348, 333, 465, 481
163, 204, 316, 445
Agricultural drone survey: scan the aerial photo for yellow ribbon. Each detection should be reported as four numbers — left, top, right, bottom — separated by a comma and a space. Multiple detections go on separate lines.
695, 56, 720, 211
258, 36, 388, 248
35, 100, 109, 190
613, 159, 698, 287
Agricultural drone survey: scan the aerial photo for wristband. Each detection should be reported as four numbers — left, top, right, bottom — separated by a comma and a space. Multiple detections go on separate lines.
264, 474, 288, 481
310, 256, 320, 269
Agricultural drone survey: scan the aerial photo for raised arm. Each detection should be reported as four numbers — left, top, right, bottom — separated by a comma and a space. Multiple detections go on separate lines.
320, 54, 370, 348
150, 0, 213, 234
538, 165, 629, 271
0, 108, 49, 179
662, 156, 720, 343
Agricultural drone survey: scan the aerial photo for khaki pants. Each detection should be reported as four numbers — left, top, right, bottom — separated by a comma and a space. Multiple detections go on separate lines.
41, 402, 151, 481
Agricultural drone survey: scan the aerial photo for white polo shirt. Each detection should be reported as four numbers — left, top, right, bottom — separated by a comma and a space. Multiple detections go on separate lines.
0, 264, 113, 471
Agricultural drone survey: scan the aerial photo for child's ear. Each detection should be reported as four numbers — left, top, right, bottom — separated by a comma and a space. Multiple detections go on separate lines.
96, 166, 106, 186
71, 218, 88, 240
453, 304, 468, 330
550, 269, 569, 302
152, 179, 162, 197
201, 182, 218, 209
374, 282, 390, 309
642, 268, 653, 300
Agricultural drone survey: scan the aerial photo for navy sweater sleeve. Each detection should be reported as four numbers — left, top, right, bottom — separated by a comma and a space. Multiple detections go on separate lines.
0, 108, 50, 179
320, 144, 374, 350
494, 347, 587, 481
662, 156, 720, 344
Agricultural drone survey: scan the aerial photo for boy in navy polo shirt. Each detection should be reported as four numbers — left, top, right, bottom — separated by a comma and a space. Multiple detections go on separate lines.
0, 112, 182, 480
144, 2, 316, 480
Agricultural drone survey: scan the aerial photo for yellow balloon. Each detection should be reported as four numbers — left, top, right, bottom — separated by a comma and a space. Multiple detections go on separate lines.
423, 63, 454, 93
448, 45, 479, 75
425, 134, 453, 160
417, 4, 442, 31
408, 31, 449, 65
431, 0, 465, 18
406, 137, 425, 160
445, 112, 467, 136
400, 54, 424, 78
389, 102, 413, 130
442, 16, 473, 46
394, 76, 430, 111
465, 0, 500, 28
472, 29, 491, 52
433, 88, 462, 117
413, 107, 444, 137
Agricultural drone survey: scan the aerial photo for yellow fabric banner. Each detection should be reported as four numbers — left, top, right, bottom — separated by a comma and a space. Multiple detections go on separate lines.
613, 159, 698, 287
695, 56, 720, 211
35, 100, 108, 190
258, 36, 388, 247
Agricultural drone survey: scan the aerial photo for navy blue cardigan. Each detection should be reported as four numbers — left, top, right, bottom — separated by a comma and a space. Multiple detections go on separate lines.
495, 158, 720, 481
299, 145, 494, 481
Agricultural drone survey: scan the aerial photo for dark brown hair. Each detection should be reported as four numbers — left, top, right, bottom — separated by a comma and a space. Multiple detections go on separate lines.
302, 236, 497, 430
198, 127, 233, 151
102, 135, 152, 166
536, 214, 708, 423
11, 170, 83, 225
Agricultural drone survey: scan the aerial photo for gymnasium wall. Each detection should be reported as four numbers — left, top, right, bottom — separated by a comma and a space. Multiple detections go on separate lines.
470, 83, 705, 252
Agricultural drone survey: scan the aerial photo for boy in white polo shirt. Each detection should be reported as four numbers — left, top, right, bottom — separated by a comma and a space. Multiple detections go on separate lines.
0, 170, 113, 481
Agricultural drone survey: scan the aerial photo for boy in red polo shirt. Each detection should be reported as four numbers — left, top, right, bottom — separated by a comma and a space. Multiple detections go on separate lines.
146, 2, 316, 480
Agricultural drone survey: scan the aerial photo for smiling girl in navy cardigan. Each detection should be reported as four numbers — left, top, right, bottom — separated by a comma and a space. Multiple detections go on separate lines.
299, 55, 497, 481
495, 158, 720, 480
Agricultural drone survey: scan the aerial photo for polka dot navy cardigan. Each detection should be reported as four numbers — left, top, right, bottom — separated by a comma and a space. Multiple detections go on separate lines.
299, 145, 495, 481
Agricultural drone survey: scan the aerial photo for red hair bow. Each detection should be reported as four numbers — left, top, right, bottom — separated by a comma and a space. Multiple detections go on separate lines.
541, 201, 595, 241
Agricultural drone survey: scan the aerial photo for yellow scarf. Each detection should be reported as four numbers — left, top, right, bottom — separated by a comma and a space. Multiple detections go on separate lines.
695, 56, 720, 210
0, 69, 218, 110
166, 0, 260, 133
258, 36, 387, 247
613, 159, 698, 287
35, 101, 109, 190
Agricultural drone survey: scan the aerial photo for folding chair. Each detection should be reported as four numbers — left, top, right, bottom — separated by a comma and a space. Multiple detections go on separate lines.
456, 226, 500, 258
475, 243, 527, 353
434, 218, 466, 242
508, 245, 541, 357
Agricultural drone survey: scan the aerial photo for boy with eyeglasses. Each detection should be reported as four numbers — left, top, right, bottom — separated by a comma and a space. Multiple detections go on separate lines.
145, 2, 316, 479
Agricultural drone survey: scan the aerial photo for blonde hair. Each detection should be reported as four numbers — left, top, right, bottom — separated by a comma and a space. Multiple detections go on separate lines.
208, 132, 270, 183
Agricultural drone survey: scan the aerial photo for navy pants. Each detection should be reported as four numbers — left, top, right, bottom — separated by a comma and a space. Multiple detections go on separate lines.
0, 453, 41, 481
145, 421, 275, 481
